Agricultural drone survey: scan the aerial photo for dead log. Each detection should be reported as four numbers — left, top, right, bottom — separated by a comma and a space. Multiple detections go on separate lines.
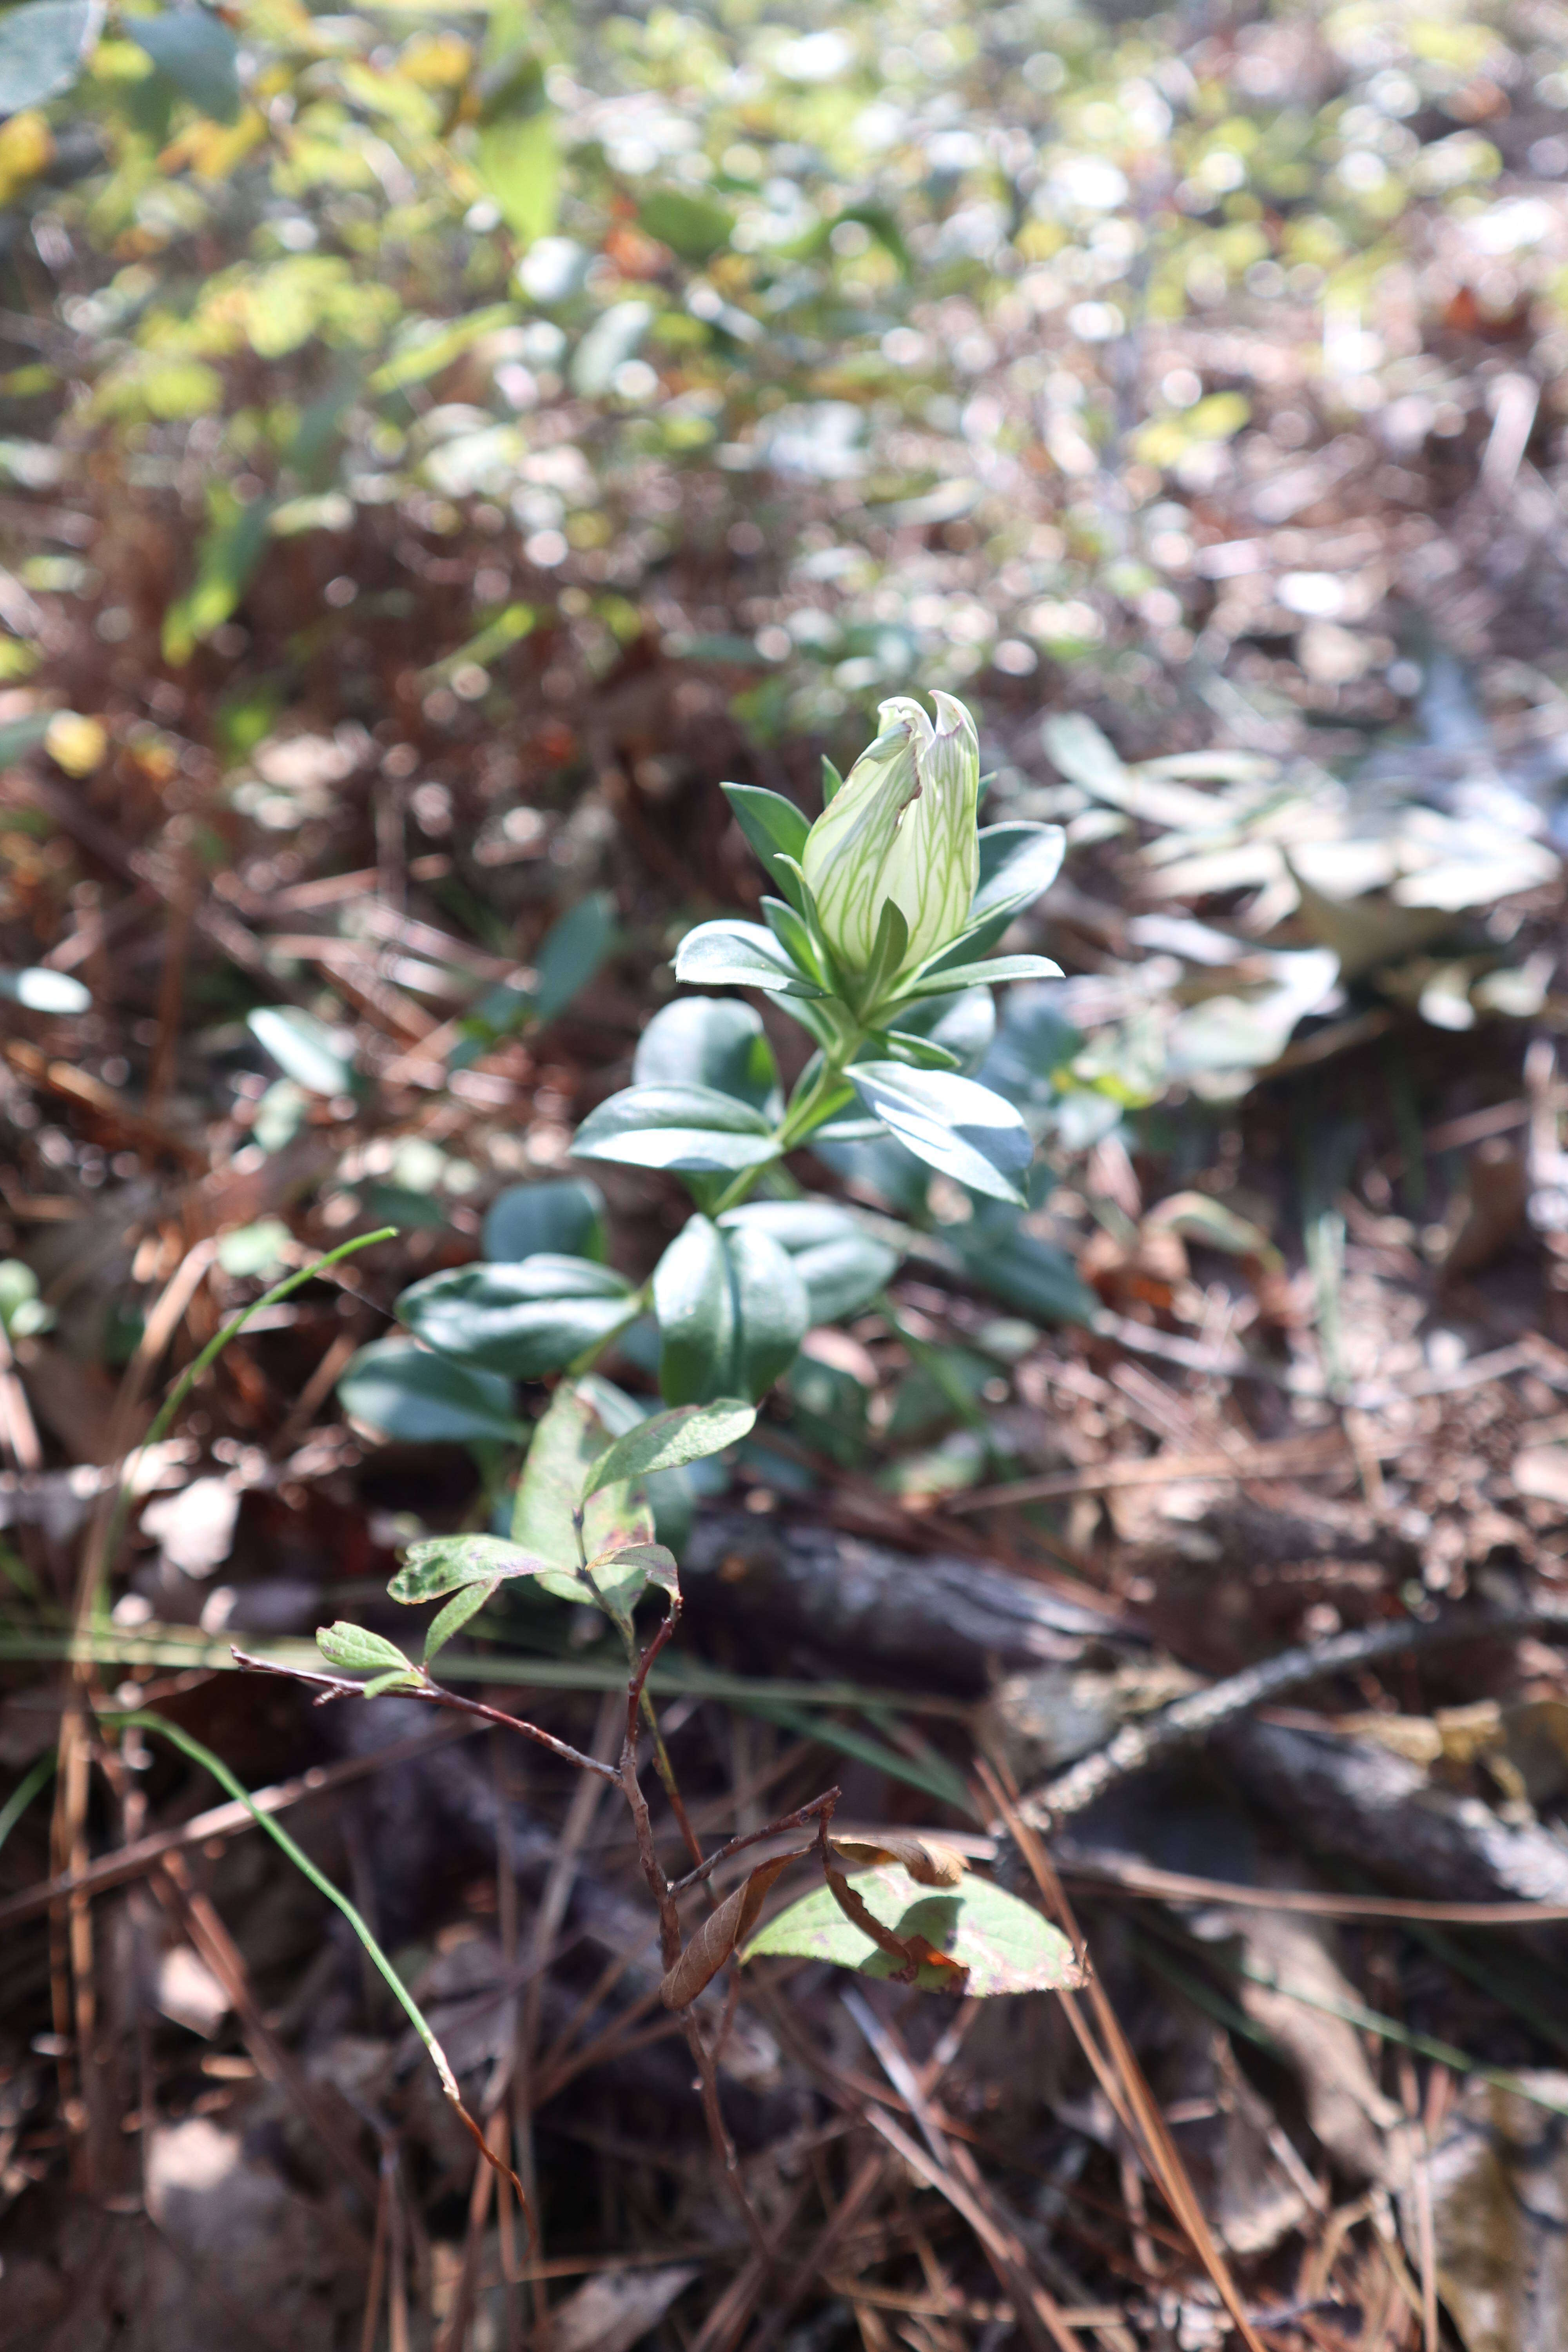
1218, 1717, 1568, 1910
681, 1510, 1131, 1693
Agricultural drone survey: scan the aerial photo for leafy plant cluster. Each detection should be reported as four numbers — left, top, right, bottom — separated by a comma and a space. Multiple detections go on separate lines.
0, 0, 1545, 742
345, 694, 1072, 1456
307, 691, 1088, 2024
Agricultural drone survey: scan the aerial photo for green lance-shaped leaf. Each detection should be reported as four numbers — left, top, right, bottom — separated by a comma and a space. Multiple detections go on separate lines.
892, 953, 1062, 1001
483, 1178, 607, 1265
802, 694, 979, 982
338, 1339, 524, 1447
855, 896, 911, 1019
872, 1026, 962, 1073
718, 1200, 900, 1324
673, 919, 826, 998
390, 1534, 570, 1664
421, 1581, 496, 1665
370, 305, 520, 397
743, 1864, 1086, 1997
583, 1399, 755, 1500
390, 1533, 562, 1604
529, 890, 616, 1024
760, 893, 837, 996
163, 485, 273, 666
849, 1063, 1032, 1207
721, 782, 811, 907
571, 1083, 780, 1177
396, 1257, 638, 1378
316, 1622, 420, 1688
891, 987, 996, 1076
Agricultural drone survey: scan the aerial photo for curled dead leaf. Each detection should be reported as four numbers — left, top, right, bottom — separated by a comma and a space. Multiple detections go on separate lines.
660, 1850, 803, 2009
829, 1834, 967, 1888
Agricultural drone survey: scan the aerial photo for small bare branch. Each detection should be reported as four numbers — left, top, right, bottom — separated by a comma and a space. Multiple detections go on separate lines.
668, 1789, 842, 1900
230, 1649, 622, 1782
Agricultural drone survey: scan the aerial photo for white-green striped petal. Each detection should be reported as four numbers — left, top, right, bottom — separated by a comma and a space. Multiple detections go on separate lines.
801, 702, 926, 971
800, 694, 980, 982
876, 690, 978, 976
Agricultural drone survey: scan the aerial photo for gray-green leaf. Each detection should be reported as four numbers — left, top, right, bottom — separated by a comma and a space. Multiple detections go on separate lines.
572, 1083, 779, 1178
719, 1200, 899, 1324
971, 822, 1066, 923
248, 1005, 356, 1098
338, 1339, 523, 1447
673, 920, 826, 998
720, 783, 811, 906
651, 1218, 807, 1404
896, 954, 1062, 999
483, 1178, 607, 1265
948, 1214, 1098, 1327
632, 996, 781, 1116
529, 891, 616, 1024
128, 8, 241, 121
0, 0, 100, 113
0, 966, 91, 1014
396, 1257, 637, 1377
849, 1063, 1032, 1207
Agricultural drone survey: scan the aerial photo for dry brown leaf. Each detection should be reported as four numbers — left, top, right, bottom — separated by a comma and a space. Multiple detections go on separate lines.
660, 1850, 802, 2009
829, 1835, 967, 1887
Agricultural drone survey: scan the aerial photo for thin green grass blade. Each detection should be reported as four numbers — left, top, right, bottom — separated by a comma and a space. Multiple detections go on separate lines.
111, 1708, 530, 2216
0, 1751, 55, 1858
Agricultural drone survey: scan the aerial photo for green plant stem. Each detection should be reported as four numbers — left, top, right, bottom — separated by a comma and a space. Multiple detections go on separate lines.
710, 1024, 866, 1217
97, 1227, 398, 1595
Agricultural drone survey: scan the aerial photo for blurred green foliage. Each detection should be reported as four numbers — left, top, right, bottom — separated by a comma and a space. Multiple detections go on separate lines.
2, 0, 1558, 744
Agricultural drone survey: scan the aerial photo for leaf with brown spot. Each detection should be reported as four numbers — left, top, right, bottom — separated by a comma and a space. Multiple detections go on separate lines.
744, 1864, 1085, 1997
